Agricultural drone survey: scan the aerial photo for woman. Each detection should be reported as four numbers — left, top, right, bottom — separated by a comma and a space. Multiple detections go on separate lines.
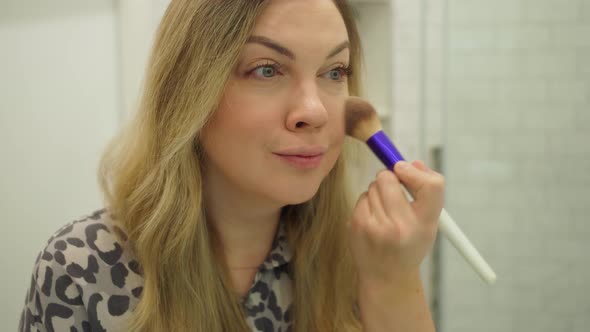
19, 0, 444, 331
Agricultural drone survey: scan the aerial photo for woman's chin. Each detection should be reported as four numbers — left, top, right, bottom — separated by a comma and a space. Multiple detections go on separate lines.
277, 186, 321, 206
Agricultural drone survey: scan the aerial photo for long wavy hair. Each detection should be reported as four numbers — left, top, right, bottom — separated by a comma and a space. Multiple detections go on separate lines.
98, 0, 365, 330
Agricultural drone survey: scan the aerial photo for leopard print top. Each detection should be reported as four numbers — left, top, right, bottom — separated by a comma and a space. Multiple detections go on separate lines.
19, 209, 294, 332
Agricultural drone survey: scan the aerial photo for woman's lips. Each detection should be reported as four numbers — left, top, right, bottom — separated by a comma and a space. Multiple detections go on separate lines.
274, 153, 324, 169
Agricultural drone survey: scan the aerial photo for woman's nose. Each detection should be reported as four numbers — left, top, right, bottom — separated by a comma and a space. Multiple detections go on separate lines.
286, 83, 329, 132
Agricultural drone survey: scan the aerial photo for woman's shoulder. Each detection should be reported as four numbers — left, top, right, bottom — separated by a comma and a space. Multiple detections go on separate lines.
36, 208, 143, 281
21, 209, 144, 331
40, 209, 133, 264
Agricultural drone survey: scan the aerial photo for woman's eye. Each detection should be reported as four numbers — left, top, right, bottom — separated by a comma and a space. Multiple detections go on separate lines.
324, 66, 350, 81
328, 69, 342, 80
252, 65, 279, 79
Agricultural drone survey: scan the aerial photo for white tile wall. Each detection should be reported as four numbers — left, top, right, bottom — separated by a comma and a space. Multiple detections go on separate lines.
496, 25, 552, 50
0, 1, 120, 328
391, 0, 428, 162
584, 1, 590, 20
449, 0, 522, 23
424, 0, 590, 331
391, 0, 590, 331
522, 0, 580, 23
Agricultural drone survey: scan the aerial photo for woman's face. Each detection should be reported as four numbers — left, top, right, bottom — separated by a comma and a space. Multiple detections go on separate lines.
201, 0, 350, 206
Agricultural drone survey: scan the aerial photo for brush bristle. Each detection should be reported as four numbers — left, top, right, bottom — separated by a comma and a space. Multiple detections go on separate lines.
344, 97, 382, 142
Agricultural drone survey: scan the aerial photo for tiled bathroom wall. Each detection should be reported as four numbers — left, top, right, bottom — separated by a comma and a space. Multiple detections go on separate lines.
389, 0, 590, 331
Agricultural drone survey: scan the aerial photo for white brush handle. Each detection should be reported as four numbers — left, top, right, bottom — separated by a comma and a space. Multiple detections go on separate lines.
402, 187, 497, 284
438, 208, 497, 284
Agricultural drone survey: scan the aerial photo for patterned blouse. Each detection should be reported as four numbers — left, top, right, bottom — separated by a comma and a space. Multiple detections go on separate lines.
19, 209, 294, 332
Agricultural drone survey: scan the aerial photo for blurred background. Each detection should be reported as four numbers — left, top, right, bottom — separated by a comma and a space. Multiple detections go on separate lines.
1, 0, 588, 331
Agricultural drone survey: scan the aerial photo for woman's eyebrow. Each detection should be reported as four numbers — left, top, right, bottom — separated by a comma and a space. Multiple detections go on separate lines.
327, 41, 350, 59
246, 35, 350, 61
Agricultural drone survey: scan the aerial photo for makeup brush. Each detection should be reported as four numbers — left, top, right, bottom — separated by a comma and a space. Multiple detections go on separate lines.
345, 96, 497, 285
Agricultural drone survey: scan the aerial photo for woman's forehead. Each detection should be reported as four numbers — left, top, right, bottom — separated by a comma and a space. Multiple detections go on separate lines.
251, 0, 349, 44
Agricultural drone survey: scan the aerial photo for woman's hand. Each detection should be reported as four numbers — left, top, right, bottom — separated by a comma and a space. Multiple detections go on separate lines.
348, 160, 445, 283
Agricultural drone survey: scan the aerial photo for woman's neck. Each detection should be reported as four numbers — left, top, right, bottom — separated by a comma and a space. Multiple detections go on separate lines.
202, 170, 283, 270
209, 208, 281, 269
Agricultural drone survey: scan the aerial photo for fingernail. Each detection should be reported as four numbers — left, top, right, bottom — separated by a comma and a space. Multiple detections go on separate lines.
414, 160, 431, 172
396, 161, 410, 170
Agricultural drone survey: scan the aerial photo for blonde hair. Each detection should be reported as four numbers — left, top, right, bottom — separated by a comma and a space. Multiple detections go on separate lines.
98, 0, 365, 330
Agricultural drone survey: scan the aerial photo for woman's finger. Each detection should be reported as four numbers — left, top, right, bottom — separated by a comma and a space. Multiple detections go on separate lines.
393, 161, 430, 200
352, 191, 371, 224
412, 160, 436, 174
374, 170, 413, 221
394, 161, 445, 222
367, 181, 387, 224
410, 172, 445, 224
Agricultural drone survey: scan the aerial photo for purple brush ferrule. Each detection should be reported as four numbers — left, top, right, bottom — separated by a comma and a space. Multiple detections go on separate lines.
366, 130, 405, 170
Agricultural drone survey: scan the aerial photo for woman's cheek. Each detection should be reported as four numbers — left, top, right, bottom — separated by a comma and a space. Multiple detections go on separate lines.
324, 143, 343, 172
